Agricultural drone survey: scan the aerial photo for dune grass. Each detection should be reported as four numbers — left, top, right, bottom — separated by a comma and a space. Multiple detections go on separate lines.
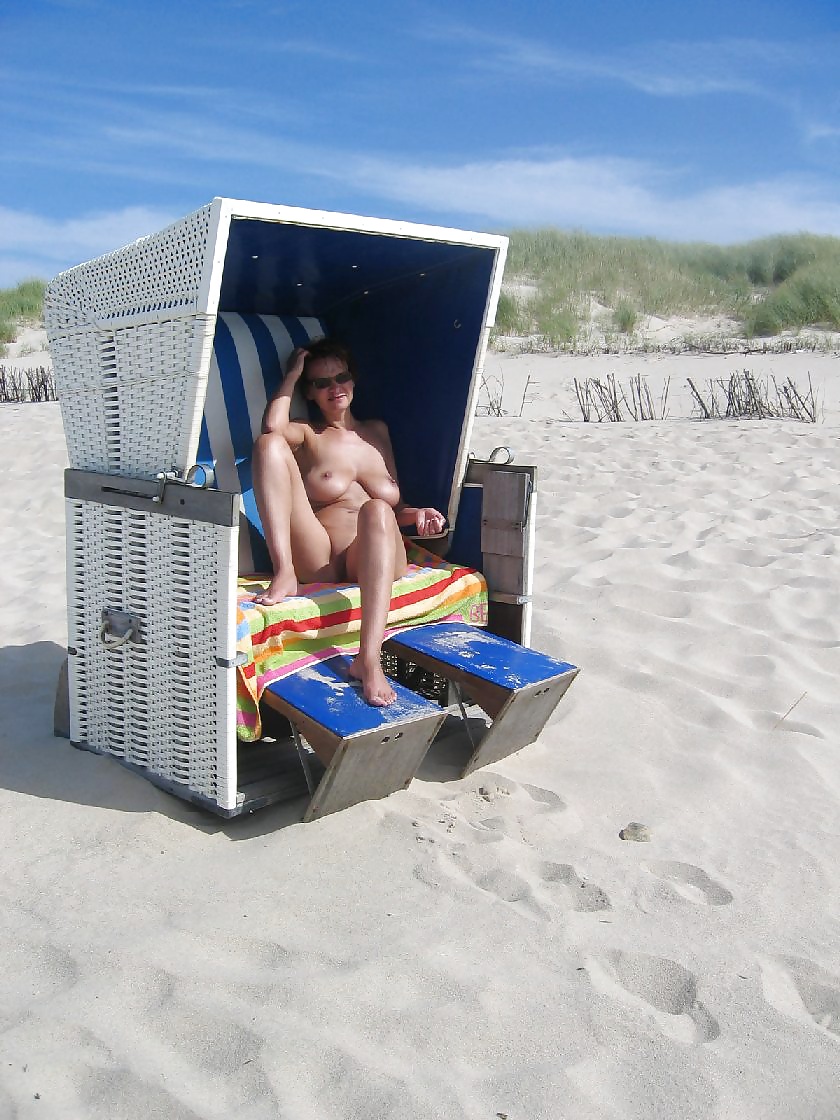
500, 230, 840, 341
2, 240, 840, 354
0, 279, 47, 352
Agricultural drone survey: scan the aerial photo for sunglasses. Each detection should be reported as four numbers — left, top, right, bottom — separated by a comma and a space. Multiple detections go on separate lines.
306, 369, 353, 391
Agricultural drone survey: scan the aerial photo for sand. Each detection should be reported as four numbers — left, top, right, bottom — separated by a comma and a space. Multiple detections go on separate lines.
1, 348, 839, 1118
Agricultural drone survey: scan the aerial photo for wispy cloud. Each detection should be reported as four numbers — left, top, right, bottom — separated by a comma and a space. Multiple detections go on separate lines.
50, 103, 837, 244
1, 69, 316, 178
0, 205, 178, 283
42, 0, 108, 9
805, 121, 840, 142
4, 143, 840, 286
201, 35, 362, 61
418, 21, 819, 101
330, 151, 840, 242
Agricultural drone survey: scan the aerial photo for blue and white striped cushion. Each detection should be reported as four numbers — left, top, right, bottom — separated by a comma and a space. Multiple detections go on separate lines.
199, 313, 327, 573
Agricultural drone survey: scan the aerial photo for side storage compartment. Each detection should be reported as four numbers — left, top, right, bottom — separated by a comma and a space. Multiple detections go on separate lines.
452, 458, 536, 646
64, 470, 241, 812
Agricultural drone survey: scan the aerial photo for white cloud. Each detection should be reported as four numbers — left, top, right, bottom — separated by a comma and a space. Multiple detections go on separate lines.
417, 24, 805, 101
333, 153, 840, 243
3, 152, 840, 287
0, 205, 178, 282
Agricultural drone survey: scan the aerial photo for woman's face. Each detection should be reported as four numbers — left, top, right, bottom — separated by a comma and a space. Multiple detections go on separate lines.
304, 355, 354, 410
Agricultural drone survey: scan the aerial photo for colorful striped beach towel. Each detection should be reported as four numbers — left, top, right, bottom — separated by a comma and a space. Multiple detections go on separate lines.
235, 543, 488, 740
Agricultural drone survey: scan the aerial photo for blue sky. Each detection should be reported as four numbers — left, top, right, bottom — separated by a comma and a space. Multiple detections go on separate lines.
2, 0, 840, 284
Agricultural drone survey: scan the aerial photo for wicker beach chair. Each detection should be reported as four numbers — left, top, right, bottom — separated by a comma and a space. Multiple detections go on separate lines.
47, 198, 578, 820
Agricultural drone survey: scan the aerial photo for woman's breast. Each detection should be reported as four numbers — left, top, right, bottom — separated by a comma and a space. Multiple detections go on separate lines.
304, 468, 356, 505
360, 473, 400, 503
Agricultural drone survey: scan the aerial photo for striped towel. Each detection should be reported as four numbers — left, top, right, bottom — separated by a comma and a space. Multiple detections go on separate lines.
235, 543, 488, 740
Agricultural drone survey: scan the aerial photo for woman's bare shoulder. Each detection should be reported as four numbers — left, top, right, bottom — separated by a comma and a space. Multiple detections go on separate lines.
284, 419, 313, 447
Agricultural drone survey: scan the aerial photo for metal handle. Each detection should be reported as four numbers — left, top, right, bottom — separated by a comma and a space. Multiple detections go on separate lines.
488, 446, 514, 465
100, 608, 142, 649
185, 463, 215, 488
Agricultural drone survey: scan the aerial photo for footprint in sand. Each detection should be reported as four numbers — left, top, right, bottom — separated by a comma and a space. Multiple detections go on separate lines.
759, 956, 840, 1037
420, 843, 612, 920
439, 778, 571, 844
643, 861, 733, 906
413, 781, 586, 913
540, 862, 611, 912
425, 848, 546, 917
584, 950, 720, 1045
521, 783, 568, 813
473, 867, 544, 912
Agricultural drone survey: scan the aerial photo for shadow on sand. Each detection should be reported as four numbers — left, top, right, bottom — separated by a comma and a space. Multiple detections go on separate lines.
0, 642, 482, 840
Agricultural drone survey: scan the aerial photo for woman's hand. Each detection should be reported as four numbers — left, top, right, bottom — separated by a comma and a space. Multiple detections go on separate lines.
262, 347, 310, 433
415, 507, 446, 536
285, 347, 309, 384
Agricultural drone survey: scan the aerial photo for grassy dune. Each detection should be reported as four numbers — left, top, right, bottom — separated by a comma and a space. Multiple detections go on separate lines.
2, 235, 840, 357
497, 230, 840, 344
0, 279, 46, 353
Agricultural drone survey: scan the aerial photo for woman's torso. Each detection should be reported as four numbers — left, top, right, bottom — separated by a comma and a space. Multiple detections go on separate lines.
296, 422, 400, 515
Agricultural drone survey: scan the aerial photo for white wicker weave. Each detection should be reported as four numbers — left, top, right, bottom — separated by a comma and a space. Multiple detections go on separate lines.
49, 198, 508, 815
45, 203, 217, 480
66, 497, 238, 809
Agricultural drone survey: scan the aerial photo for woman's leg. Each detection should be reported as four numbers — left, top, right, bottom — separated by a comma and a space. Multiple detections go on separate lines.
251, 432, 334, 604
344, 499, 408, 706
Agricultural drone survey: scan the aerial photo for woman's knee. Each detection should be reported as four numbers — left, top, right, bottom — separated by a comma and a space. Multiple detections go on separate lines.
358, 498, 396, 534
253, 431, 296, 470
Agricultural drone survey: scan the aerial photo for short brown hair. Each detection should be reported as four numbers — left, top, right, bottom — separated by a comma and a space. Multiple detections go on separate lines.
302, 338, 358, 383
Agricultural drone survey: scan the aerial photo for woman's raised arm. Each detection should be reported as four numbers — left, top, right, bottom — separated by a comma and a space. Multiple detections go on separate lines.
261, 347, 308, 440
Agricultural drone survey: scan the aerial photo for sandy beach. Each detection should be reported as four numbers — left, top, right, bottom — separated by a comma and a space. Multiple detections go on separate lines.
1, 348, 838, 1118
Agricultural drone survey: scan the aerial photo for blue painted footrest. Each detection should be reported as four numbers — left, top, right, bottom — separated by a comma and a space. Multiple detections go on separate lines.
262, 655, 445, 821
387, 622, 576, 689
384, 622, 579, 776
265, 656, 439, 738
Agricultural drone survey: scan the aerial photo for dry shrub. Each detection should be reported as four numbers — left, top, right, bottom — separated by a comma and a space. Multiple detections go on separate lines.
687, 371, 818, 422
0, 365, 56, 403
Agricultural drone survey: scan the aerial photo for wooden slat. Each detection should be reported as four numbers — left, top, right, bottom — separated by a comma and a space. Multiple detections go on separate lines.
54, 657, 70, 738
480, 469, 531, 557
482, 552, 527, 596
383, 637, 509, 719
303, 712, 444, 822
261, 689, 342, 764
261, 655, 446, 819
237, 770, 312, 811
384, 622, 579, 776
64, 468, 239, 527
461, 669, 578, 775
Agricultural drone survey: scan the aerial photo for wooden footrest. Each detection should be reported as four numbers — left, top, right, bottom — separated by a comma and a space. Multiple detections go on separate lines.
384, 622, 578, 776
262, 657, 445, 821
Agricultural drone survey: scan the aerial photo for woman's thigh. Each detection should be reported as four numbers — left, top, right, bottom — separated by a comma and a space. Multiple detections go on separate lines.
287, 481, 337, 582
343, 503, 408, 583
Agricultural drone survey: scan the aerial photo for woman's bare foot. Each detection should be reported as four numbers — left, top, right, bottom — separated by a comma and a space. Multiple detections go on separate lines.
349, 654, 396, 706
253, 569, 299, 606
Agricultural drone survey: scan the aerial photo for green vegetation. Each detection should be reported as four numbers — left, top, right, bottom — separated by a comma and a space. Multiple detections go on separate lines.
613, 300, 637, 334
498, 230, 840, 342
0, 279, 47, 354
3, 238, 840, 353
494, 291, 530, 336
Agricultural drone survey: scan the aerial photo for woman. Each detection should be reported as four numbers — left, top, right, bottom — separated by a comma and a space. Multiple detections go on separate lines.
251, 339, 445, 706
